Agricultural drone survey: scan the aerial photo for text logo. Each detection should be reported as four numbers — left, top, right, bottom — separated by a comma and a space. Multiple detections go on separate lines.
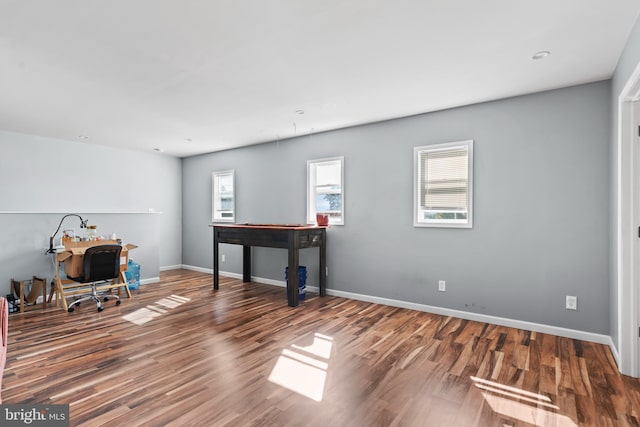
1, 405, 69, 426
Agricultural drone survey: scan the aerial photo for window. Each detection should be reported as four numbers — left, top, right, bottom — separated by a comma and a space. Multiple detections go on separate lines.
307, 157, 344, 225
212, 170, 235, 222
414, 140, 473, 228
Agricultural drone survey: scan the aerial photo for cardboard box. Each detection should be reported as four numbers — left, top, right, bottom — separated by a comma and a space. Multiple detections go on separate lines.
56, 240, 138, 279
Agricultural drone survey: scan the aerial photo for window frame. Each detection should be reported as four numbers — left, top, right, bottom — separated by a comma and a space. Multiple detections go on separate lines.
211, 170, 235, 223
413, 140, 473, 228
307, 156, 345, 226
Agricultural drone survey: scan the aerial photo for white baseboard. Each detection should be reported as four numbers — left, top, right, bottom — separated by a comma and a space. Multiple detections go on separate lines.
178, 264, 612, 346
608, 336, 622, 368
181, 265, 214, 274
181, 265, 288, 287
325, 288, 612, 345
160, 265, 183, 271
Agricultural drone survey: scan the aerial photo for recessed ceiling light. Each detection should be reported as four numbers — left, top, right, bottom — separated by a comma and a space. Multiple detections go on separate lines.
295, 110, 304, 115
532, 51, 550, 60
153, 148, 164, 153
78, 135, 89, 139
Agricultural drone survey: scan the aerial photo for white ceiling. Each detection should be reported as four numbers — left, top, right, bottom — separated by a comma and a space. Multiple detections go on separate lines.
1, 1, 639, 158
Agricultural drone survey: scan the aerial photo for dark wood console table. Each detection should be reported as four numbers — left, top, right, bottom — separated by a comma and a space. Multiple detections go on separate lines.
210, 224, 327, 307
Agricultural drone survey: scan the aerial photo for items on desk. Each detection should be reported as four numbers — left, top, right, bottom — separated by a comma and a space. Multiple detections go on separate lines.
62, 229, 75, 244
47, 213, 88, 254
86, 225, 98, 240
61, 226, 120, 245
316, 213, 329, 226
47, 214, 119, 252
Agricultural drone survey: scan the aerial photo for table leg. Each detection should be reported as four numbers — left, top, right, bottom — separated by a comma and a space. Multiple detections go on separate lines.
121, 271, 132, 298
54, 260, 68, 311
243, 245, 251, 282
287, 231, 299, 307
319, 231, 326, 297
213, 230, 219, 290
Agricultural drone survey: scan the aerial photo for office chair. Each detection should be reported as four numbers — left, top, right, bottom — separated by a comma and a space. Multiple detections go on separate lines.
66, 245, 123, 312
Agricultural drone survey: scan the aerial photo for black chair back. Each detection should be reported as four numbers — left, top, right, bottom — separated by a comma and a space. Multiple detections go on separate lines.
81, 245, 122, 283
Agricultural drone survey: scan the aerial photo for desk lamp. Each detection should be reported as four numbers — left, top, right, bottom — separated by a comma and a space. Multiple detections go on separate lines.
47, 214, 88, 254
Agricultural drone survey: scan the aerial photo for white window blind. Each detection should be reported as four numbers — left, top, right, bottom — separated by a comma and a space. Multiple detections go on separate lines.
420, 147, 468, 210
414, 141, 473, 228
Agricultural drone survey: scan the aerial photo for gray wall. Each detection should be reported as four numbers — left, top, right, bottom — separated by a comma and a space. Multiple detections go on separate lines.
183, 81, 611, 335
0, 130, 182, 292
610, 16, 640, 348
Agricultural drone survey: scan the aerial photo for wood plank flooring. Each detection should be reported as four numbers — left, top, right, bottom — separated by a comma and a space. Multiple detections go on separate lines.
3, 269, 640, 426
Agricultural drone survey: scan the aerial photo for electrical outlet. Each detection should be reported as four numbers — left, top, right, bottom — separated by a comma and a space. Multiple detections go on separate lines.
221, 254, 226, 263
438, 280, 446, 292
566, 295, 577, 310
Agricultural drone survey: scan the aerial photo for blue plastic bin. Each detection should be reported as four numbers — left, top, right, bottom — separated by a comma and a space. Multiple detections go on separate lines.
125, 259, 141, 290
285, 265, 307, 300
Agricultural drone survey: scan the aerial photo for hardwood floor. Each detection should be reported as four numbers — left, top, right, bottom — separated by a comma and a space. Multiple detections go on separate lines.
3, 269, 640, 426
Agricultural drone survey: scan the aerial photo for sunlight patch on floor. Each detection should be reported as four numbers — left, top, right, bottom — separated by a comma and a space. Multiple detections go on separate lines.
471, 376, 576, 426
291, 332, 333, 359
122, 294, 190, 325
268, 333, 333, 402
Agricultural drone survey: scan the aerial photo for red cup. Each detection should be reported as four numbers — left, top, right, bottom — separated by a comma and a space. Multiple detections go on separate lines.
316, 213, 329, 226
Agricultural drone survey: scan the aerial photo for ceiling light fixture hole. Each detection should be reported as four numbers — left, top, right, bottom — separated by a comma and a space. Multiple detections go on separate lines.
532, 51, 550, 60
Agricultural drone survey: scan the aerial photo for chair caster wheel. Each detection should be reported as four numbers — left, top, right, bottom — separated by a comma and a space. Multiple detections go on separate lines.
68, 307, 75, 312
97, 306, 104, 312
116, 300, 121, 306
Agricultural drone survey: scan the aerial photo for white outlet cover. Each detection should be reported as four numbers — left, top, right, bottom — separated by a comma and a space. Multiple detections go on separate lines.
566, 295, 577, 310
438, 280, 446, 292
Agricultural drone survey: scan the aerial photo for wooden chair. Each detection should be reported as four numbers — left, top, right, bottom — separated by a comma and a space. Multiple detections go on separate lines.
10, 276, 47, 313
